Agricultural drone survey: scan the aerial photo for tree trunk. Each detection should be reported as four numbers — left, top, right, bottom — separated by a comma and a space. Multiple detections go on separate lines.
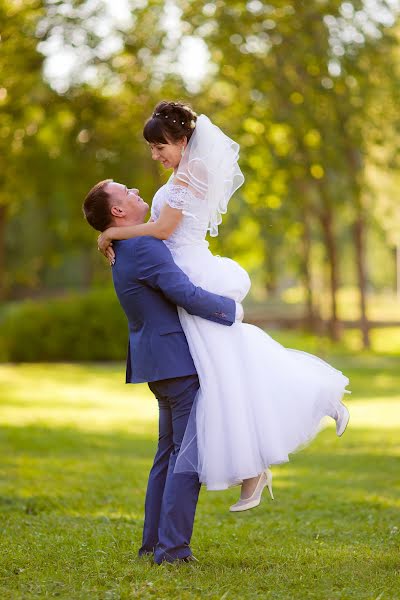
353, 207, 370, 349
319, 204, 341, 341
264, 238, 278, 297
0, 204, 6, 301
83, 249, 96, 289
344, 145, 370, 349
294, 179, 317, 329
301, 206, 317, 331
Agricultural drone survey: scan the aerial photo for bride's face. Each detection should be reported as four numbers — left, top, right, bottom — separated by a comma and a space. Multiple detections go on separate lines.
148, 137, 186, 170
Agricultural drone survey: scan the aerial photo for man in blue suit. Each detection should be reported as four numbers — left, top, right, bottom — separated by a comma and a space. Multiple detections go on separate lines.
83, 180, 239, 564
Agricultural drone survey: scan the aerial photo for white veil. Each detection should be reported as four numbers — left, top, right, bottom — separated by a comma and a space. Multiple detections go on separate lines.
175, 114, 244, 237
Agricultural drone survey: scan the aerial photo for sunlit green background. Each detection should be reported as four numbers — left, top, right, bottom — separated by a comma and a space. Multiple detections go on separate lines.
1, 0, 400, 354
1, 0, 399, 598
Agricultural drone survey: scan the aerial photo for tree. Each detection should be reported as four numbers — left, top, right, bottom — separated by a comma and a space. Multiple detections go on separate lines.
0, 0, 51, 298
179, 0, 400, 345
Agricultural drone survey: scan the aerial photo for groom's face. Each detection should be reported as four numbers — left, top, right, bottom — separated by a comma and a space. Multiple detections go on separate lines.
107, 182, 149, 224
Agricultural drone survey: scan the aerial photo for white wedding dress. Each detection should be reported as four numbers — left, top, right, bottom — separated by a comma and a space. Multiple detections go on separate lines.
150, 116, 349, 491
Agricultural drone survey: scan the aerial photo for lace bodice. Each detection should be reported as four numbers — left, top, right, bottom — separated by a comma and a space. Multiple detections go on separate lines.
151, 180, 210, 251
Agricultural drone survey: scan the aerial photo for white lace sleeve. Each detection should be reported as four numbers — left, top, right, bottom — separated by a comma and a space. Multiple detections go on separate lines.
166, 184, 198, 219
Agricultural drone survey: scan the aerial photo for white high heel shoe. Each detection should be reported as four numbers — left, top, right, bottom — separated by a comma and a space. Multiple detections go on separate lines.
335, 403, 350, 437
229, 469, 274, 512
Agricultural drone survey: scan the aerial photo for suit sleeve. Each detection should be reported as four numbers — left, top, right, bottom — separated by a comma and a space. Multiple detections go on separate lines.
134, 237, 236, 326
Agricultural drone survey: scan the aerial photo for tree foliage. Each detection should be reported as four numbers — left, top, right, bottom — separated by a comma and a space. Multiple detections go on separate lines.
1, 0, 399, 347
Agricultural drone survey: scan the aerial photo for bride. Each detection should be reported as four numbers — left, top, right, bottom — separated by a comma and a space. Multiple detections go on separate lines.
98, 101, 350, 511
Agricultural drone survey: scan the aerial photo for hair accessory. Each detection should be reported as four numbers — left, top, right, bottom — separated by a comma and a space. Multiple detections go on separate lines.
155, 112, 160, 116
165, 115, 168, 118
181, 121, 185, 125
190, 120, 196, 129
173, 119, 176, 123
183, 105, 197, 118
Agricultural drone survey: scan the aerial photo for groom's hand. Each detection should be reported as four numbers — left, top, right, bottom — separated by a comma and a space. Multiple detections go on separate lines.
235, 302, 244, 322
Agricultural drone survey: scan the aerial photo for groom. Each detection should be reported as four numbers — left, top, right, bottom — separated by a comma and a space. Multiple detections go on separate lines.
83, 180, 240, 564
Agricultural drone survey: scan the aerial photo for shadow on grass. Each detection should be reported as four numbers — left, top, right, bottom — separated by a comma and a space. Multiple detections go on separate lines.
0, 423, 154, 458
344, 366, 400, 399
1, 423, 399, 517
1, 421, 399, 599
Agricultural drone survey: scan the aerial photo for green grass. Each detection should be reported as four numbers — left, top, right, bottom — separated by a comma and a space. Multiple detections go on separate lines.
1, 335, 399, 599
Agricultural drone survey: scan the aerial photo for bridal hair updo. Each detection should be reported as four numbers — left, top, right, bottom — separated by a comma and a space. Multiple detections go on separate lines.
143, 101, 198, 145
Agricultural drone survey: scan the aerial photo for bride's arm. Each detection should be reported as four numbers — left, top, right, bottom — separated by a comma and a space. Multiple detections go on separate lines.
99, 204, 182, 245
98, 180, 187, 260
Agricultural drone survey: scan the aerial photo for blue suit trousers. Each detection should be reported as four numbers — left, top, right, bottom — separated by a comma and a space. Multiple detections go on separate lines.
139, 374, 201, 564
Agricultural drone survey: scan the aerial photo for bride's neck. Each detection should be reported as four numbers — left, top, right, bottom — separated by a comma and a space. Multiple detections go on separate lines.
173, 160, 182, 175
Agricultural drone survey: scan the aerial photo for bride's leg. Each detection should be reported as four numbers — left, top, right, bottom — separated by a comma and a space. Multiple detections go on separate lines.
229, 469, 274, 512
240, 475, 263, 499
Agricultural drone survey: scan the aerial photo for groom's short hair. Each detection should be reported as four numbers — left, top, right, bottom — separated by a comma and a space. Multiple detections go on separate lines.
83, 179, 113, 231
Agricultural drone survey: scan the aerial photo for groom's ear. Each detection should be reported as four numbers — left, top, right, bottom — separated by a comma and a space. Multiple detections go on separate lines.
110, 205, 126, 219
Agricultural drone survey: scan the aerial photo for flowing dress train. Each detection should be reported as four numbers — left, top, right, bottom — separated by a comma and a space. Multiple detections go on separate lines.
150, 179, 349, 491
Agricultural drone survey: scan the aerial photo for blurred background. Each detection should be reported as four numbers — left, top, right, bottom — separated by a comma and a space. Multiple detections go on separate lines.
1, 4, 400, 595
1, 0, 400, 361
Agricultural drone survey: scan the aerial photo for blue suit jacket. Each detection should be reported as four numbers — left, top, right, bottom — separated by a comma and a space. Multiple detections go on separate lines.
112, 236, 236, 383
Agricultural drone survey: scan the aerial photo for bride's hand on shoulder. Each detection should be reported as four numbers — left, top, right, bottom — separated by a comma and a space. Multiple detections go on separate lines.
98, 230, 116, 265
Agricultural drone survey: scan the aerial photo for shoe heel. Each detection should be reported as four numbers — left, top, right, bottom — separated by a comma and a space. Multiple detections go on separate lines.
265, 469, 274, 500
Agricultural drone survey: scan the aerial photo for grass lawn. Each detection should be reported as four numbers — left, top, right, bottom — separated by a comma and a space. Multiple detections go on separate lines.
0, 333, 399, 599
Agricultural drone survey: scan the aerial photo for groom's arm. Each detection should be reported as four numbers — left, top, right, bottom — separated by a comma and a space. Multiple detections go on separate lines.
134, 236, 236, 326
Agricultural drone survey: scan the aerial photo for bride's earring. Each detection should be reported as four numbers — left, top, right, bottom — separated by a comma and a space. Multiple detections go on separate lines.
181, 145, 185, 157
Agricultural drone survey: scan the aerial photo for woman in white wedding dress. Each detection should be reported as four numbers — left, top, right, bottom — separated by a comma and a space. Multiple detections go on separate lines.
98, 101, 350, 511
